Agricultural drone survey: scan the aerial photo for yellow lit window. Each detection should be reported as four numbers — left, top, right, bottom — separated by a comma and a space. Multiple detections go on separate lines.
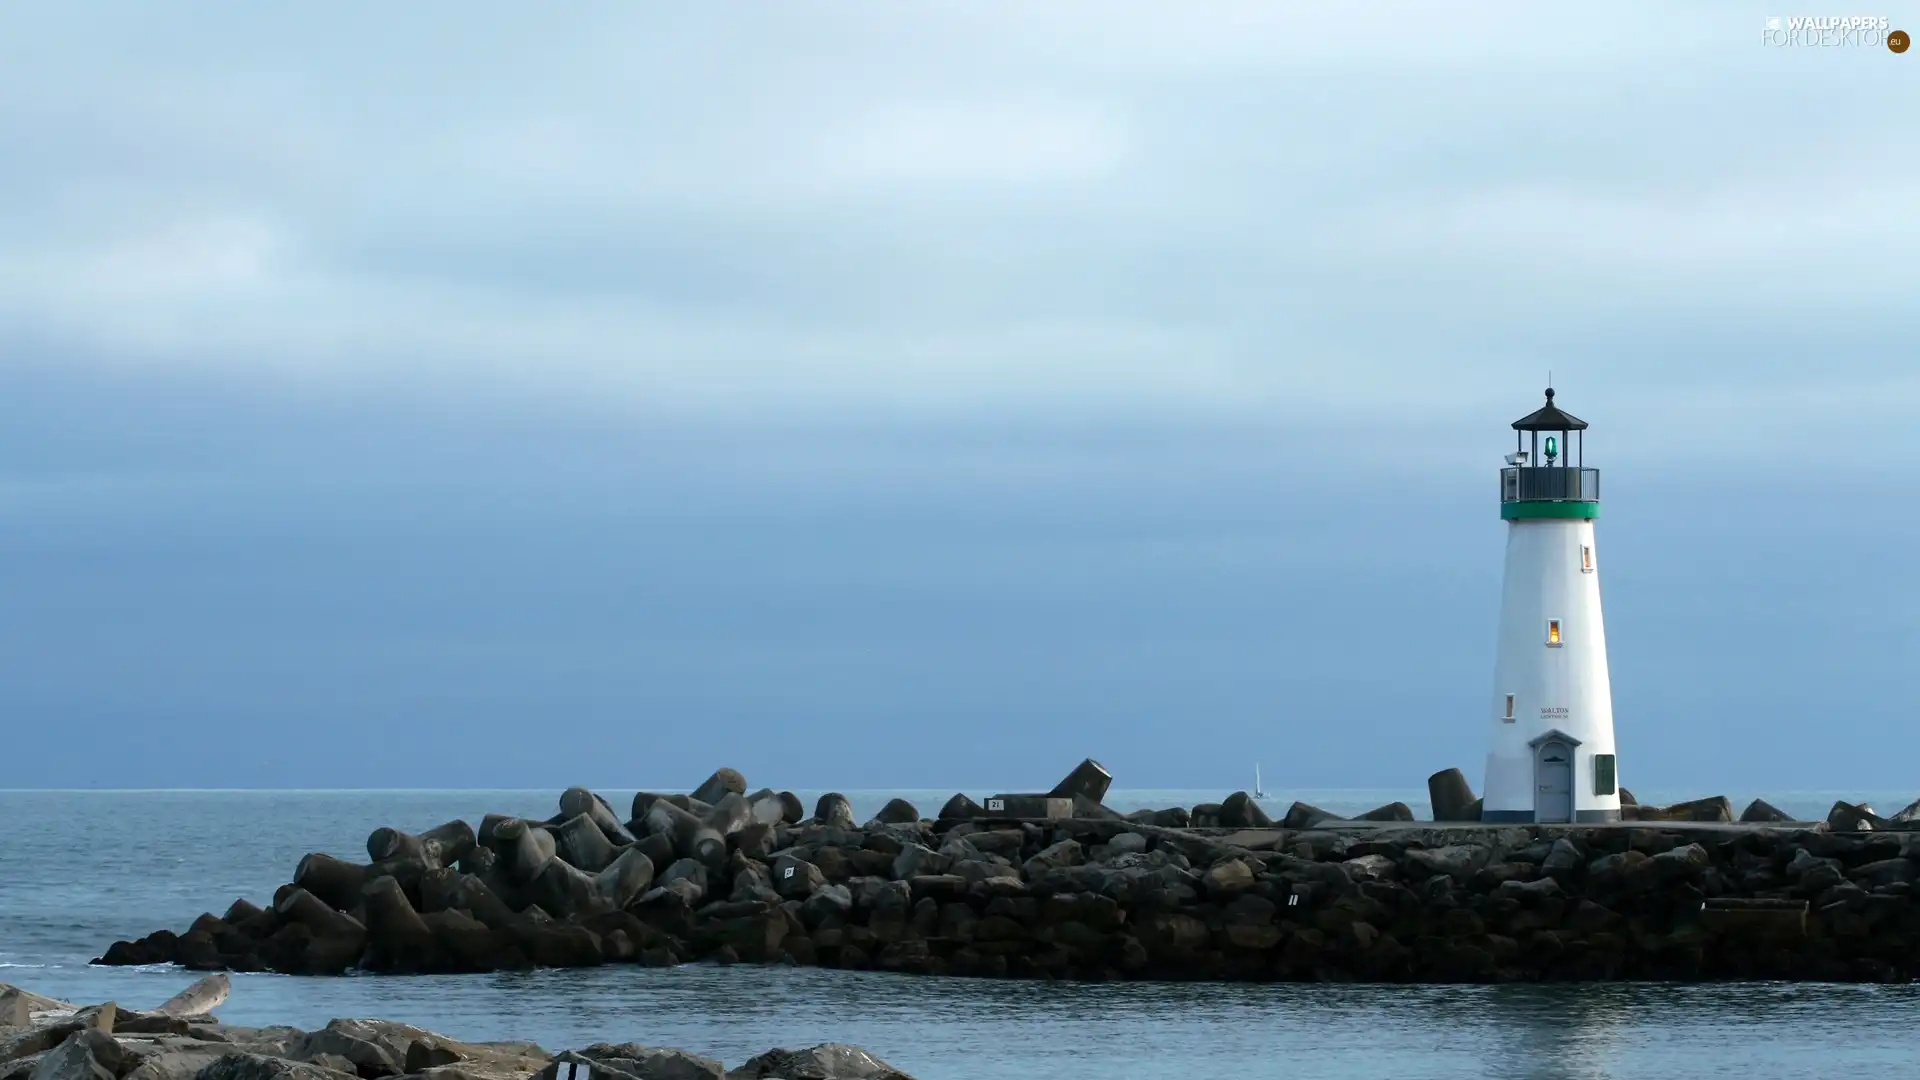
1546, 619, 1563, 647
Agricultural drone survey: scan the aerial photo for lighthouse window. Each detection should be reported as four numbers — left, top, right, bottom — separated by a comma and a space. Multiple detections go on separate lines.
1546, 619, 1563, 647
1594, 754, 1618, 796
1503, 694, 1516, 722
1580, 546, 1594, 573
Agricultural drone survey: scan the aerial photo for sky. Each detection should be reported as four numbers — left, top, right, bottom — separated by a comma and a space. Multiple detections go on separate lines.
1, 4, 1916, 796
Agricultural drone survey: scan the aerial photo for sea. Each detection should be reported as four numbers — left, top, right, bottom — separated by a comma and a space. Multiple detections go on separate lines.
3, 788, 1918, 1080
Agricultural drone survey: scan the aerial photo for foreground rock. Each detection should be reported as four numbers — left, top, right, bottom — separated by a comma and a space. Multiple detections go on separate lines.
92, 765, 1920, 983
0, 979, 914, 1080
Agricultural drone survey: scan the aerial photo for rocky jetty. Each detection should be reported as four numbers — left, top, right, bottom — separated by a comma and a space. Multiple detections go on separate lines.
0, 978, 911, 1080
94, 764, 1920, 983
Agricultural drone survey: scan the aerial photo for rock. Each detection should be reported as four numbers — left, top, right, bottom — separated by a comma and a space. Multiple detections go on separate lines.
1046, 759, 1113, 804
1740, 799, 1793, 823
729, 1044, 915, 1080
367, 820, 477, 867
1618, 788, 1637, 806
1828, 801, 1889, 832
1354, 802, 1414, 823
801, 885, 855, 926
937, 795, 982, 821
1851, 859, 1916, 889
489, 820, 558, 884
1785, 848, 1841, 879
1104, 833, 1149, 858
1218, 792, 1273, 829
1202, 859, 1255, 897
1427, 769, 1478, 823
27, 1028, 130, 1080
1891, 796, 1920, 824
889, 845, 950, 881
1281, 802, 1335, 830
1540, 837, 1584, 875
813, 795, 856, 830
690, 769, 747, 807
1021, 840, 1083, 878
1638, 797, 1733, 823
2, 1008, 117, 1073
540, 1044, 726, 1080
196, 1053, 358, 1080
772, 856, 826, 899
1403, 845, 1490, 883
871, 800, 919, 826
154, 975, 228, 1019
551, 815, 621, 873
1341, 855, 1396, 883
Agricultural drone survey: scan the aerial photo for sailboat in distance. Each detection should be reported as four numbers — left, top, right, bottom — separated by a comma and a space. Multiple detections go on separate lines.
1254, 763, 1267, 800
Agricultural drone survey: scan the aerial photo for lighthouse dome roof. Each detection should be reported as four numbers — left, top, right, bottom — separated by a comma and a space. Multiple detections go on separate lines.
1511, 388, 1588, 431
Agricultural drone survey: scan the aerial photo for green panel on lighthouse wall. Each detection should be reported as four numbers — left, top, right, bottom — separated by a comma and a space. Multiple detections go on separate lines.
1501, 501, 1601, 520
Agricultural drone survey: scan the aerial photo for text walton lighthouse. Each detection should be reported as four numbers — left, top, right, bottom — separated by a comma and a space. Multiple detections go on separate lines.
1482, 387, 1621, 824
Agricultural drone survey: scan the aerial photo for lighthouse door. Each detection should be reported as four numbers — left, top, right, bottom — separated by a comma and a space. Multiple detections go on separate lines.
1534, 740, 1575, 823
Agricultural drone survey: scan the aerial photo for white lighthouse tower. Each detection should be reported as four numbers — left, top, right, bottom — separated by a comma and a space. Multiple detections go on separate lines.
1482, 388, 1620, 824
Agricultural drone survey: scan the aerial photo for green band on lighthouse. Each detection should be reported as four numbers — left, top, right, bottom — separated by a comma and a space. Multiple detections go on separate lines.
1502, 501, 1600, 521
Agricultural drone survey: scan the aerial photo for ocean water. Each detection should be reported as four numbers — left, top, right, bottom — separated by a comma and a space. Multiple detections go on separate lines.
3, 789, 1918, 1080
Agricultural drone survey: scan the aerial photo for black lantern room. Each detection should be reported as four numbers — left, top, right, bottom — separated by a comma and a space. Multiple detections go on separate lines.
1501, 388, 1600, 518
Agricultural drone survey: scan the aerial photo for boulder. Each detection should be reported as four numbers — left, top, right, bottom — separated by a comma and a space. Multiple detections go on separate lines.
154, 975, 229, 1019
1021, 841, 1083, 878
196, 1053, 358, 1080
1281, 802, 1334, 830
1891, 796, 1920, 824
1427, 769, 1478, 823
1353, 802, 1414, 823
813, 795, 856, 830
1740, 799, 1793, 823
490, 820, 558, 884
1403, 845, 1490, 883
772, 856, 826, 899
1828, 801, 1889, 832
1046, 759, 1113, 804
1639, 797, 1733, 823
559, 788, 637, 846
26, 1028, 131, 1080
1201, 859, 1256, 897
870, 800, 919, 826
937, 795, 982, 821
366, 820, 477, 867
551, 814, 622, 873
729, 1044, 916, 1080
690, 769, 747, 807
537, 1045, 725, 1080
889, 845, 950, 881
1218, 792, 1273, 829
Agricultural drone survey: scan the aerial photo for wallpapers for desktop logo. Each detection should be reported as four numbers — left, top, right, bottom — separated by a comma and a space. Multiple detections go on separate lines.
1762, 14, 1908, 49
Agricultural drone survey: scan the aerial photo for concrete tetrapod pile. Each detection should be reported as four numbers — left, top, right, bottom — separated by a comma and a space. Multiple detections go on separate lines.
0, 977, 914, 1080
93, 764, 1920, 983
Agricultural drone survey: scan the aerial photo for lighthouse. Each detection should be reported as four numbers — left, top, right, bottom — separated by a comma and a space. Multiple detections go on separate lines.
1482, 388, 1620, 824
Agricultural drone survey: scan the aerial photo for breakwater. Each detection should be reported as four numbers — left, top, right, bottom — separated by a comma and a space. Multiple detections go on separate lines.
0, 977, 914, 1080
95, 764, 1920, 983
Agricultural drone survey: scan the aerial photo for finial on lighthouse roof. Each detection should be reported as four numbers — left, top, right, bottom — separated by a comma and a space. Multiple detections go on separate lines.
1511, 386, 1587, 431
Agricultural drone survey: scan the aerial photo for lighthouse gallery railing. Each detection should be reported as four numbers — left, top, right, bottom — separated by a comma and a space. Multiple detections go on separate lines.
1501, 467, 1600, 503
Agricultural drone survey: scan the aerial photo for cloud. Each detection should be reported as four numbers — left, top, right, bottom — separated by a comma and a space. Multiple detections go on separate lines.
0, 2, 1912, 438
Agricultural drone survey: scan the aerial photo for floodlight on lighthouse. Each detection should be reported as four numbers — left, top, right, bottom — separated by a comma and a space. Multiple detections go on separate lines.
1505, 451, 1530, 467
